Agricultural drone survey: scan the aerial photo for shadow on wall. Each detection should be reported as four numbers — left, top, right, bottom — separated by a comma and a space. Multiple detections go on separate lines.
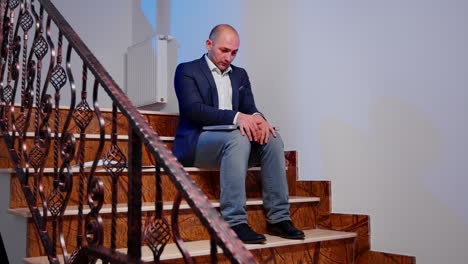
319, 96, 468, 263
133, 0, 156, 43
128, 0, 179, 113
0, 232, 8, 264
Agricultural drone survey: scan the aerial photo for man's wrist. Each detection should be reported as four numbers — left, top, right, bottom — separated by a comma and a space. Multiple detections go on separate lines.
252, 112, 266, 121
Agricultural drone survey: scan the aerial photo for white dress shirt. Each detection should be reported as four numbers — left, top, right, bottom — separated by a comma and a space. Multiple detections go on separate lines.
205, 55, 240, 124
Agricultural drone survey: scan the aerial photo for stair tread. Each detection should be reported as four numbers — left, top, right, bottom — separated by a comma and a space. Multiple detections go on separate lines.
7, 131, 174, 141
9, 196, 319, 218
3, 165, 277, 174
10, 102, 180, 116
23, 228, 356, 264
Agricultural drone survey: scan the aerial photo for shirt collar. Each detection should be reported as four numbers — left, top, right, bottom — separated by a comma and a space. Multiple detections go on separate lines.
205, 54, 232, 76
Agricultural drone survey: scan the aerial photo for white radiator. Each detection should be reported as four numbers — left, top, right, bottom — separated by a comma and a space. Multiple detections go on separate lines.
126, 35, 173, 107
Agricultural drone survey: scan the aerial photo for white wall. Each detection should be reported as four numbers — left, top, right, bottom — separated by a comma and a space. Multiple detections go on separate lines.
131, 0, 246, 113
51, 0, 132, 108
130, 0, 179, 113
166, 0, 468, 263
0, 170, 27, 264
240, 1, 468, 263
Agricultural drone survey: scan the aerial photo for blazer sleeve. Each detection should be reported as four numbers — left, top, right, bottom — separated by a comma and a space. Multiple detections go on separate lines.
237, 68, 260, 115
174, 63, 237, 126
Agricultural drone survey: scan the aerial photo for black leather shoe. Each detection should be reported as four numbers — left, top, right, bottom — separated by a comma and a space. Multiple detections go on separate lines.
267, 220, 305, 239
231, 223, 266, 244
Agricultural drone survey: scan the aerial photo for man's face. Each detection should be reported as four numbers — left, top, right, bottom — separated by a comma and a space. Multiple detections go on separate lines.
206, 30, 239, 72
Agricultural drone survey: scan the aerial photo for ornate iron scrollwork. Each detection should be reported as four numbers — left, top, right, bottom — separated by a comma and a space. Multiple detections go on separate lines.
0, 1, 258, 263
144, 165, 171, 262
72, 64, 94, 261
102, 103, 127, 250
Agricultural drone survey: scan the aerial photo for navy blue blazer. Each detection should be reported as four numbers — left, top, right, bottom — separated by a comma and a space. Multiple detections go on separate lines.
172, 56, 260, 166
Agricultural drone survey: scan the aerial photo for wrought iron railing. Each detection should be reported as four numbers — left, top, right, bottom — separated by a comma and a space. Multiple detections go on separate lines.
0, 0, 257, 263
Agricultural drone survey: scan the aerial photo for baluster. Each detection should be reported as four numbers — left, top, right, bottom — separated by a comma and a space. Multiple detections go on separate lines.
2, 0, 19, 124
19, 59, 34, 185
127, 126, 143, 261
144, 163, 170, 263
71, 78, 105, 263
55, 130, 74, 264
8, 0, 23, 133
36, 11, 56, 231
72, 63, 93, 252
102, 102, 127, 251
30, 0, 48, 207
8, 34, 20, 140
60, 42, 77, 263
33, 11, 55, 222
0, 2, 10, 93
210, 237, 218, 264
15, 0, 33, 165
37, 87, 52, 225
83, 79, 106, 262
171, 193, 194, 264
46, 28, 68, 255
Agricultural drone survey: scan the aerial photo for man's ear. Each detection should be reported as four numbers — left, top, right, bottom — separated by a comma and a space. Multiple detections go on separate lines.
206, 39, 213, 51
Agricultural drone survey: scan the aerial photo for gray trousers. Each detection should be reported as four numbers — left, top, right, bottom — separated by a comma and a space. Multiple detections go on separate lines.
194, 130, 291, 226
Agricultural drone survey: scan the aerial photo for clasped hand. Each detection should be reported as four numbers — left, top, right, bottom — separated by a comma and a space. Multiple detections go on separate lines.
237, 113, 277, 144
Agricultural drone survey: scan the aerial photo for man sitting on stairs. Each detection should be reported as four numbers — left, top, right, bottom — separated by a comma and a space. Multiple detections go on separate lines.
172, 24, 304, 244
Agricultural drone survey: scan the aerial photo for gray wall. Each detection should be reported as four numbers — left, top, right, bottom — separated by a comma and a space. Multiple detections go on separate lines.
130, 0, 178, 113
0, 170, 27, 264
242, 1, 468, 263
51, 0, 132, 108
166, 0, 468, 263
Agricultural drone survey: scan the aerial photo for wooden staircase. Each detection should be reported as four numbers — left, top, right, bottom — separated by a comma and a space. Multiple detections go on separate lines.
1, 106, 413, 263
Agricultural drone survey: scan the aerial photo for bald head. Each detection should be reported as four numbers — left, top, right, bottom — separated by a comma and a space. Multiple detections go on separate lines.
209, 24, 239, 43
206, 24, 240, 72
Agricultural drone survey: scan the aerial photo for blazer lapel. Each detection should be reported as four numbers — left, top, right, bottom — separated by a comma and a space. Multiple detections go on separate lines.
230, 69, 239, 111
199, 56, 219, 108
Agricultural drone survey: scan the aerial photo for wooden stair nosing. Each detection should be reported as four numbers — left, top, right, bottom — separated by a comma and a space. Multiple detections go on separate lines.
23, 229, 357, 264
6, 131, 174, 141
10, 102, 180, 117
9, 196, 319, 218
4, 166, 282, 174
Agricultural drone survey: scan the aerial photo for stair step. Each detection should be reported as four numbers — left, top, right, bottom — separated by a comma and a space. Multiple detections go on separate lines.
8, 166, 296, 209
7, 131, 175, 141
5, 165, 267, 174
0, 134, 174, 169
7, 104, 179, 137
10, 103, 180, 116
23, 196, 317, 257
1, 134, 295, 169
9, 196, 319, 218
23, 229, 357, 264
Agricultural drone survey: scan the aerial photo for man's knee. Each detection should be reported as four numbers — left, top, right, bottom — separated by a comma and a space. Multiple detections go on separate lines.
265, 132, 284, 152
225, 130, 251, 154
